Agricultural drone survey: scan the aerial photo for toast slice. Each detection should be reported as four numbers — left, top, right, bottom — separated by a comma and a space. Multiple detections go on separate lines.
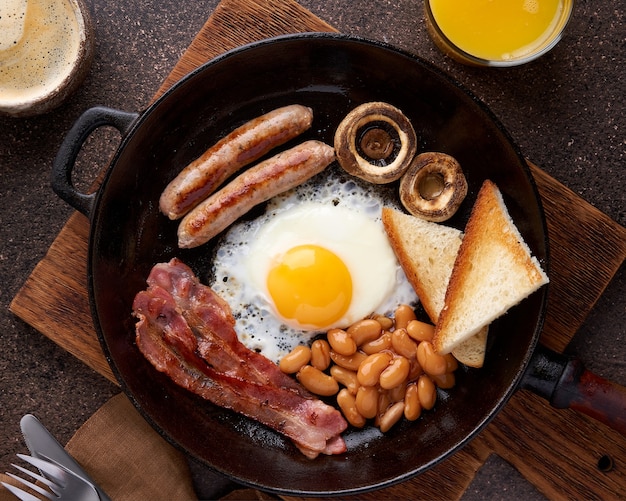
432, 180, 549, 355
381, 207, 488, 367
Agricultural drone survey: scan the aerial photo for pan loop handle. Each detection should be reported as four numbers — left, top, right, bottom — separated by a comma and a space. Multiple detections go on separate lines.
52, 106, 138, 217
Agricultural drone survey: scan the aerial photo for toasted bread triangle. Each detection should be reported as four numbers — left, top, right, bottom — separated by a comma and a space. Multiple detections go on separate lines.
432, 180, 549, 355
381, 207, 488, 367
382, 207, 463, 321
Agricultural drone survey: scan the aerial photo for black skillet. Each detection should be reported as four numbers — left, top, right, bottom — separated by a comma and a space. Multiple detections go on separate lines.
51, 33, 626, 496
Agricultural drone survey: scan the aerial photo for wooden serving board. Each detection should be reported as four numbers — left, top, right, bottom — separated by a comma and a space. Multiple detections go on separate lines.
10, 0, 626, 499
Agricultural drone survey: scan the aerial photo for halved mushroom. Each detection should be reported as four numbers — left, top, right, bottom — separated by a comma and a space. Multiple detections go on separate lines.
399, 152, 468, 222
334, 102, 417, 184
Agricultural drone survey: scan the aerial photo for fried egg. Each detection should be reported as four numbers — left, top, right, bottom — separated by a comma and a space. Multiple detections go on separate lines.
210, 168, 418, 363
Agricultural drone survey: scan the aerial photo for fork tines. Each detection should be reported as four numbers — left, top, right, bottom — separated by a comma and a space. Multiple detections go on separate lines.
2, 453, 66, 500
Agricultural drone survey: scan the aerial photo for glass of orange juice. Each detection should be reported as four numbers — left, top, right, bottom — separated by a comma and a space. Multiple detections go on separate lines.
424, 0, 574, 67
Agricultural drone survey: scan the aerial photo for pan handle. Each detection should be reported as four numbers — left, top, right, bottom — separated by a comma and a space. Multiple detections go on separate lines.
52, 106, 138, 217
522, 344, 626, 435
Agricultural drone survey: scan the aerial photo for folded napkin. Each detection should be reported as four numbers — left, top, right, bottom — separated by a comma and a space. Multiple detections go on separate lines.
66, 393, 199, 500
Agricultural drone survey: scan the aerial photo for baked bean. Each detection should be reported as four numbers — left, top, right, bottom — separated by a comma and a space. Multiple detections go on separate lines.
347, 319, 382, 346
417, 341, 448, 377
394, 304, 416, 329
337, 389, 366, 428
279, 345, 311, 374
404, 383, 422, 421
388, 379, 407, 403
330, 350, 368, 371
357, 352, 392, 387
327, 328, 357, 356
391, 328, 418, 359
379, 401, 405, 433
301, 304, 461, 432
444, 353, 459, 373
376, 392, 391, 425
310, 339, 331, 371
297, 365, 339, 396
406, 319, 435, 342
360, 331, 392, 355
373, 314, 394, 331
355, 385, 379, 419
408, 358, 424, 380
417, 374, 437, 410
431, 372, 455, 389
330, 365, 359, 395
379, 356, 410, 390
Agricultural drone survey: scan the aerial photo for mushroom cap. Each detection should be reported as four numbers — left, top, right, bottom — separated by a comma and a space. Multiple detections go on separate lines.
399, 152, 468, 222
334, 102, 418, 184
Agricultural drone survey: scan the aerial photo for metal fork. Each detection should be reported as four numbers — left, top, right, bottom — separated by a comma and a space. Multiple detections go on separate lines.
2, 453, 99, 501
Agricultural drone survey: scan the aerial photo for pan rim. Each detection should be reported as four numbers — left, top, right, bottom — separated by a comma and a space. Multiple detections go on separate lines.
85, 32, 550, 496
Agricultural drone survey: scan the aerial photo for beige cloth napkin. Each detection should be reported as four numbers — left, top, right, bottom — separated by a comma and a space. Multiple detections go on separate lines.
1, 393, 198, 501
65, 393, 198, 500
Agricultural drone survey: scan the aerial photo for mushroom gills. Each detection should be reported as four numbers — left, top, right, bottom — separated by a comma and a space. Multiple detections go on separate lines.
418, 172, 446, 200
399, 152, 468, 222
356, 121, 400, 165
334, 102, 418, 184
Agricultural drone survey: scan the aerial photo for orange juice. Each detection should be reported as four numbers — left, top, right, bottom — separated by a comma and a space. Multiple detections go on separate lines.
428, 0, 566, 62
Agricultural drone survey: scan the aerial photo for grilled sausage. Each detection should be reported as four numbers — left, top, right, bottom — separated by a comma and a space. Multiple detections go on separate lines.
177, 140, 335, 248
160, 104, 314, 220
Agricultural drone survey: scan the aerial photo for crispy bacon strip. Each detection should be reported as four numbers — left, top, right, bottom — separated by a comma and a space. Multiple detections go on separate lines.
145, 259, 308, 394
133, 259, 347, 457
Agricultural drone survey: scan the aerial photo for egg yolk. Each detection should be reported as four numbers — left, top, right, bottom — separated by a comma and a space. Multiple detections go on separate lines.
267, 244, 353, 329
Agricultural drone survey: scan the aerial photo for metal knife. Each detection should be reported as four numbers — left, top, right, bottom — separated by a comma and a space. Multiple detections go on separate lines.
20, 414, 112, 501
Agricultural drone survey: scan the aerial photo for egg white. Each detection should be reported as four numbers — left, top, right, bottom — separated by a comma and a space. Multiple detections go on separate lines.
209, 167, 418, 363
247, 201, 402, 329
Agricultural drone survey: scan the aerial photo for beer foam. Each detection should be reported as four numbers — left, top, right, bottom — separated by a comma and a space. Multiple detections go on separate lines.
0, 0, 82, 109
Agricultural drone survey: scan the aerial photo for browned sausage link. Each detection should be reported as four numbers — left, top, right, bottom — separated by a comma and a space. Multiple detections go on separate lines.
160, 104, 314, 220
178, 140, 335, 248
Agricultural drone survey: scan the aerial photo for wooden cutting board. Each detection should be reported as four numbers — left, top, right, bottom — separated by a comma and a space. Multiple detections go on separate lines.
10, 0, 626, 499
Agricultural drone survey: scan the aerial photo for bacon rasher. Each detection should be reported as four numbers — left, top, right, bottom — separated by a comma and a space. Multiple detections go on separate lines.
132, 258, 347, 458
